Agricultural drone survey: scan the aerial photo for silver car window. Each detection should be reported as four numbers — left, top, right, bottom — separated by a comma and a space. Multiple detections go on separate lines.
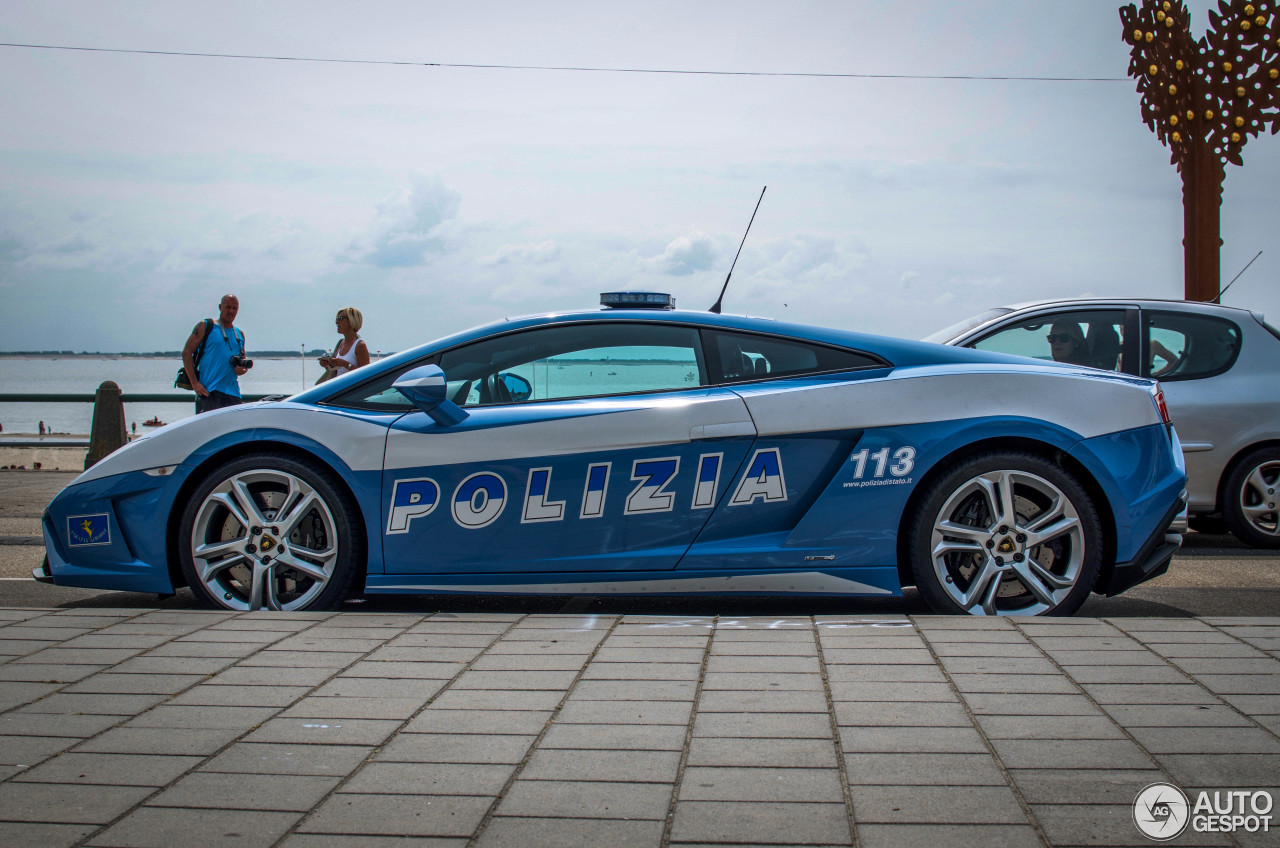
970, 310, 1126, 372
1144, 311, 1241, 381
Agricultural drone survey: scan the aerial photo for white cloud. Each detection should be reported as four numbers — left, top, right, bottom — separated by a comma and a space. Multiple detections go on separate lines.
651, 231, 718, 276
341, 175, 462, 268
2, 0, 1279, 351
480, 240, 561, 266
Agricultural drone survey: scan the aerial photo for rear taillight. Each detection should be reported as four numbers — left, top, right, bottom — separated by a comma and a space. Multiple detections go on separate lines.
1151, 385, 1171, 425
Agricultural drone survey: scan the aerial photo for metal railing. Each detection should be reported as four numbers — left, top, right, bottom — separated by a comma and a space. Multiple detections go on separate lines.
0, 393, 281, 453
0, 393, 275, 403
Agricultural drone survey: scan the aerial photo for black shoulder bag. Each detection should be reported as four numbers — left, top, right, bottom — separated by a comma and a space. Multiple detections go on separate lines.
175, 318, 213, 391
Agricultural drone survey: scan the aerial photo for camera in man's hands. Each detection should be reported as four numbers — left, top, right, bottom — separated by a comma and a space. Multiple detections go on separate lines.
230, 355, 254, 370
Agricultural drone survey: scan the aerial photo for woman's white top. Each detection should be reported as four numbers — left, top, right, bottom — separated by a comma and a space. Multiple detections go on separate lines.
334, 336, 365, 376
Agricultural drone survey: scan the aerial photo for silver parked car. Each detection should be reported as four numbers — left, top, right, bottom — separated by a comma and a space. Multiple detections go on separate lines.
927, 298, 1280, 547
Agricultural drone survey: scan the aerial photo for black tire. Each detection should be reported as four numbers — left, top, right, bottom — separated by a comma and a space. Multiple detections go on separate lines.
1222, 447, 1280, 549
179, 452, 363, 611
907, 451, 1103, 616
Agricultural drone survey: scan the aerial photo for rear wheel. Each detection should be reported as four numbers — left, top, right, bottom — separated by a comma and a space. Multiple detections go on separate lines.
908, 452, 1102, 616
179, 453, 362, 611
1222, 448, 1280, 549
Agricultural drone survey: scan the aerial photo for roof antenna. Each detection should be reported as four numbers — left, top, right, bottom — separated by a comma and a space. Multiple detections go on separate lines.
709, 186, 766, 314
1215, 250, 1262, 303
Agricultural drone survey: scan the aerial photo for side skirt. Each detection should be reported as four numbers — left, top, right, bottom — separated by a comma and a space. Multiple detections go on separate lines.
363, 567, 901, 597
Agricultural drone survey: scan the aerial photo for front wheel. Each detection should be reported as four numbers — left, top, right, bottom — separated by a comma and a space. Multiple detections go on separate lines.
907, 452, 1103, 616
179, 452, 363, 611
1222, 447, 1280, 549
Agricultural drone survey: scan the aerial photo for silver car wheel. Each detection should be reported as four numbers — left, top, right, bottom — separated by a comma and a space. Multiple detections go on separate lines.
189, 468, 339, 611
929, 469, 1085, 616
1235, 458, 1280, 539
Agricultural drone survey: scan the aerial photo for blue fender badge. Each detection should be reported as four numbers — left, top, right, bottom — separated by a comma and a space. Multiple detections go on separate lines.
68, 514, 111, 546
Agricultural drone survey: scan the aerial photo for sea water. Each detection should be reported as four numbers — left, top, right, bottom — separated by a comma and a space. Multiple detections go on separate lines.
0, 356, 697, 435
0, 356, 332, 434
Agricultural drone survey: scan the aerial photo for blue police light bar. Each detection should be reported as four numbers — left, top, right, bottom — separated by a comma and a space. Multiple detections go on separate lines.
599, 291, 676, 310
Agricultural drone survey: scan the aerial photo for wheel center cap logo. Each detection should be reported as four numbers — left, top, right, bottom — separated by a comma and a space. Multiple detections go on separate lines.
1133, 782, 1190, 840
259, 536, 275, 552
997, 537, 1016, 554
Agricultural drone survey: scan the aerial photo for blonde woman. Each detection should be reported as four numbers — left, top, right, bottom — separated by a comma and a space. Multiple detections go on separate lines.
319, 307, 371, 378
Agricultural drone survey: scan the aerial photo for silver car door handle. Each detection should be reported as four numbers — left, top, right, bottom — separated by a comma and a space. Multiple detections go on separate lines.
1180, 442, 1213, 452
690, 422, 756, 440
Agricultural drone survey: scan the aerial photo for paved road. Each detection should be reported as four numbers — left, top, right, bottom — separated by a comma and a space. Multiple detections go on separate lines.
3, 473, 1280, 847
3, 607, 1280, 848
2, 472, 1277, 616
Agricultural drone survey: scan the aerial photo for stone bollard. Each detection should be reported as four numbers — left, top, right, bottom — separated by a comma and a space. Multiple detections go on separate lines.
85, 381, 128, 470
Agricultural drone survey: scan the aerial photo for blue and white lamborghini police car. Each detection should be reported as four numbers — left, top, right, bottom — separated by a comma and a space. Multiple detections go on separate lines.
38, 293, 1187, 616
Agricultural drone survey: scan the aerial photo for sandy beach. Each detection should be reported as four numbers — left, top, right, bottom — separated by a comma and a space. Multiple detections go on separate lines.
0, 433, 92, 472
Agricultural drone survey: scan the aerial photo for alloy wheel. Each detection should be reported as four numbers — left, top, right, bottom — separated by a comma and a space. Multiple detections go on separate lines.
1235, 458, 1280, 540
189, 468, 339, 611
929, 468, 1086, 615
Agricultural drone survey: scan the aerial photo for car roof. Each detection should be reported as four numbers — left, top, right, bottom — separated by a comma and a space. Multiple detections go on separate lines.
411, 306, 1010, 365
404, 306, 997, 364
994, 297, 1263, 319
925, 296, 1274, 345
294, 305, 1046, 405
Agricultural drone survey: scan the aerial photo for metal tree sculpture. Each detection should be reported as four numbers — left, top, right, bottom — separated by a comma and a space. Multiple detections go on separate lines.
1120, 0, 1279, 301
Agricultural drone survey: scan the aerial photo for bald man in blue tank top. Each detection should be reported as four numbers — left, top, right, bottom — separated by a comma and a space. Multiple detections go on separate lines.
183, 294, 251, 414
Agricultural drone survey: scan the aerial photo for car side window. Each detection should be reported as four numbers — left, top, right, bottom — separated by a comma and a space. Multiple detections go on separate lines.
439, 322, 706, 407
705, 329, 884, 383
970, 310, 1127, 372
1143, 311, 1240, 381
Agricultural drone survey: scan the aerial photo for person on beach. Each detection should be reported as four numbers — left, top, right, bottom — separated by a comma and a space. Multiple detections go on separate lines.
318, 307, 370, 380
184, 294, 249, 414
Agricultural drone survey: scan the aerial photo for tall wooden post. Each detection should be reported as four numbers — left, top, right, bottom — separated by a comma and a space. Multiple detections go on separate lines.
85, 381, 127, 470
1182, 141, 1224, 302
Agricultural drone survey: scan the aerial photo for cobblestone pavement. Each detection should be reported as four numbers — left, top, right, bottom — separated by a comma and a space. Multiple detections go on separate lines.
2, 609, 1279, 848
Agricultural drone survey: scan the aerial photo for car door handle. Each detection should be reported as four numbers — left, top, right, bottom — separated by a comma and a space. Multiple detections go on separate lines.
690, 422, 756, 440
1179, 442, 1213, 452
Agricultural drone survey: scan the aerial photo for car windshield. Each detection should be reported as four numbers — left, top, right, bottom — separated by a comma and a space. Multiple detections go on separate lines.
329, 321, 707, 410
922, 308, 1013, 343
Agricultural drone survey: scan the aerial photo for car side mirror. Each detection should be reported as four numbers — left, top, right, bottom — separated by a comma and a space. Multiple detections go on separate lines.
500, 372, 532, 402
393, 365, 470, 426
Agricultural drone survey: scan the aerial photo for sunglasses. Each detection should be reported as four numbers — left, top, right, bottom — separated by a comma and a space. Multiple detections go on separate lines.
1046, 333, 1077, 344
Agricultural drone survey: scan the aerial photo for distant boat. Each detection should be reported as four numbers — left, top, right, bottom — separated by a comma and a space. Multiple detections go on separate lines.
142, 416, 165, 427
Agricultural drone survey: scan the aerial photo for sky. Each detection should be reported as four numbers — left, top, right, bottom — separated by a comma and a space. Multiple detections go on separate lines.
1, 0, 1277, 354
